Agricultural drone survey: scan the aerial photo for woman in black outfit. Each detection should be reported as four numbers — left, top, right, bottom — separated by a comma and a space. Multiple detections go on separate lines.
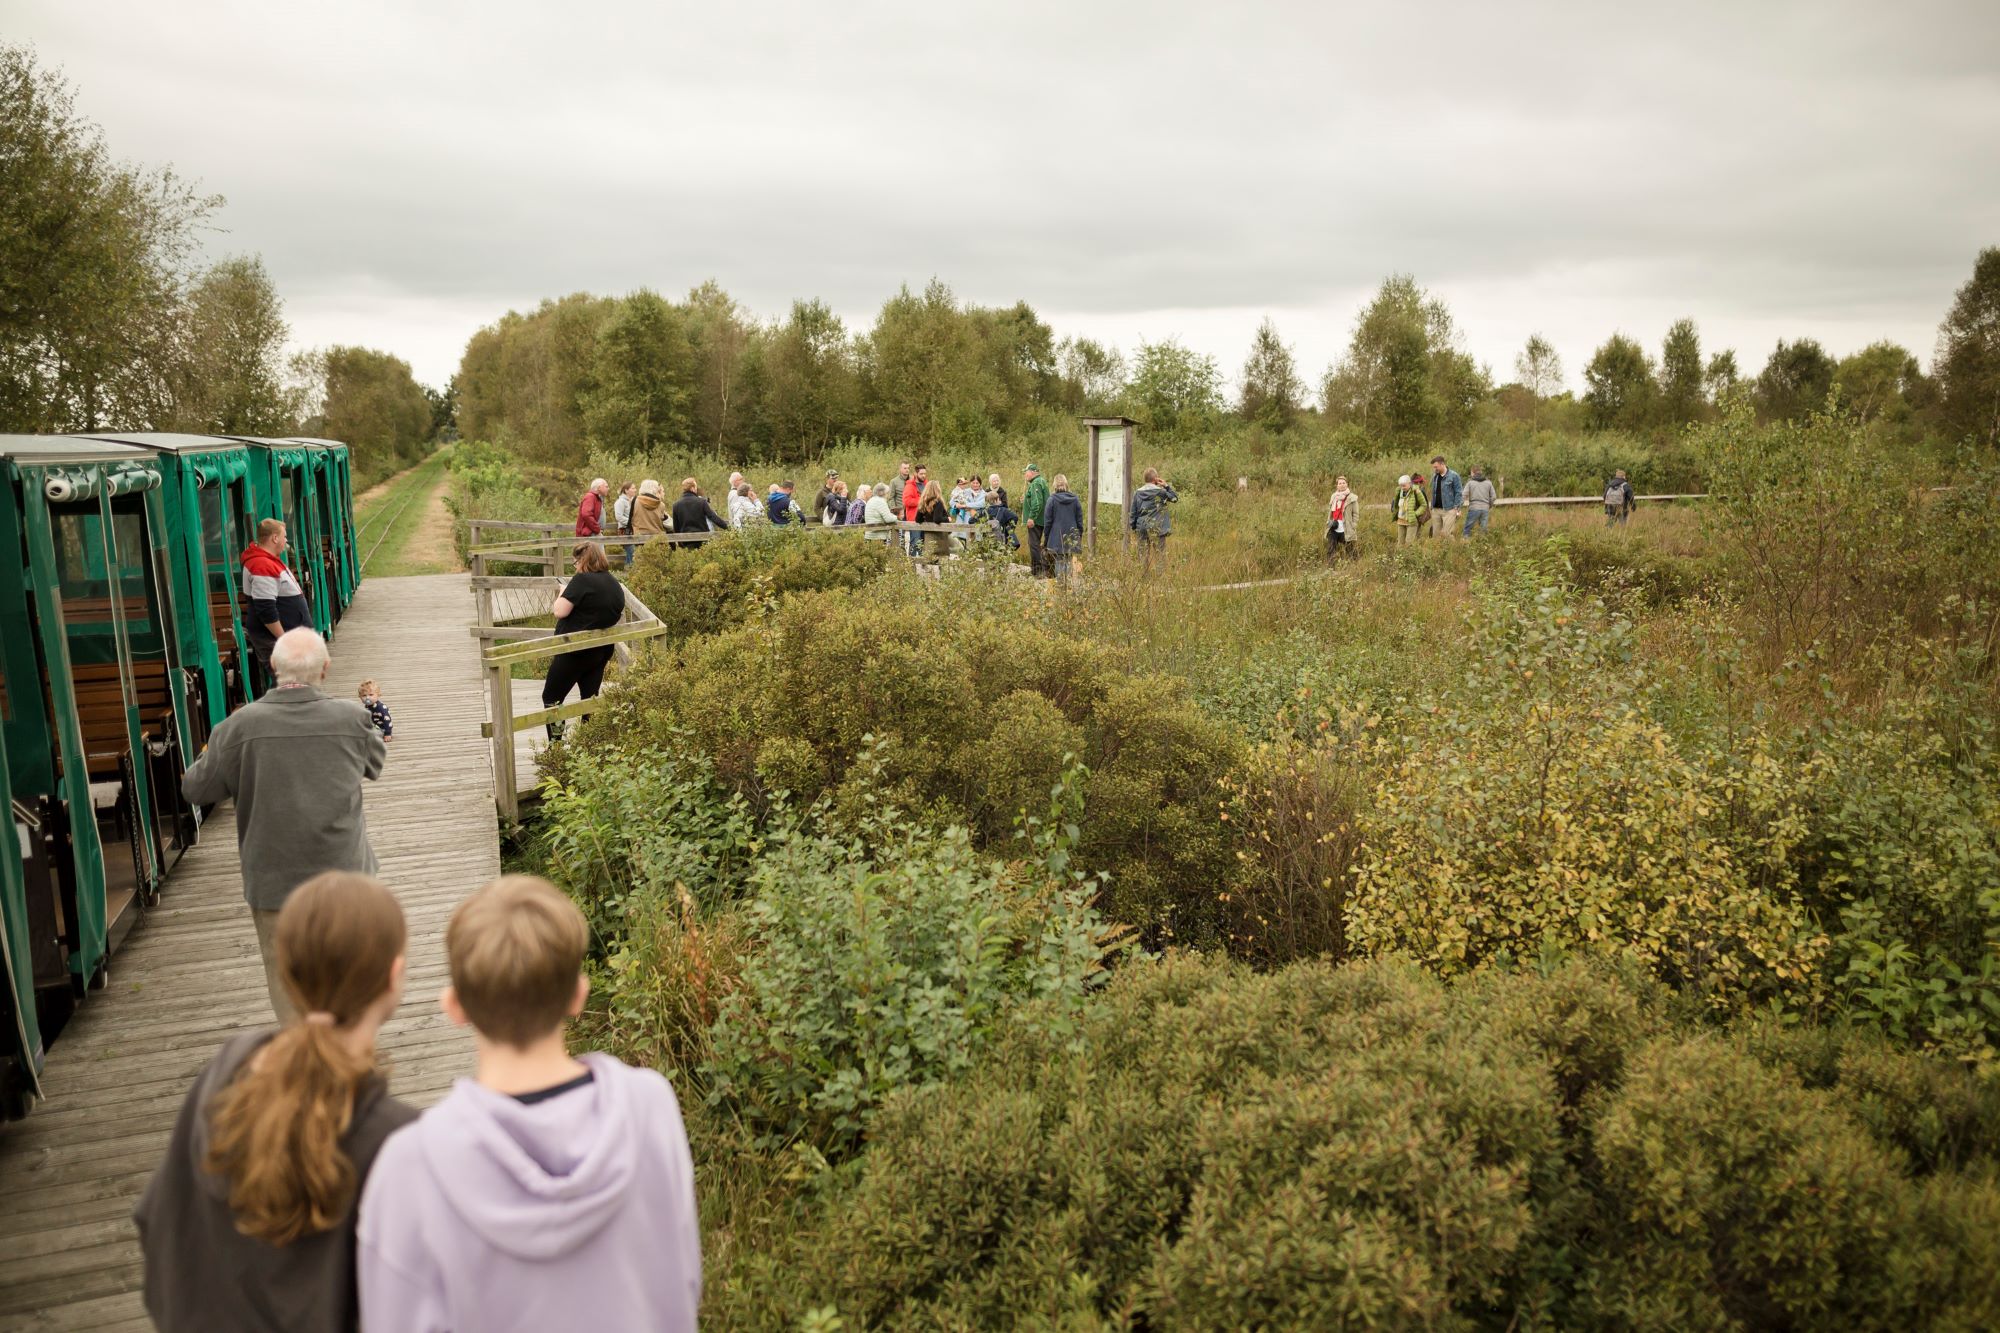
543, 541, 625, 740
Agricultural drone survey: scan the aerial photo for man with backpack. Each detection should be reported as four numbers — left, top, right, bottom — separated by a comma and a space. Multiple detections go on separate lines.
1127, 468, 1178, 569
1604, 469, 1637, 526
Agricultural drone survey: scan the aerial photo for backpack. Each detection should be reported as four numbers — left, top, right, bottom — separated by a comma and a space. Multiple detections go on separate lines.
1604, 481, 1624, 508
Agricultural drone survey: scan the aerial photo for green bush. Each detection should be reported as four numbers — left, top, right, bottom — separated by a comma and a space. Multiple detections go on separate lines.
1582, 1037, 1981, 1327
563, 584, 1242, 944
702, 764, 1126, 1151
536, 741, 758, 945
711, 956, 2000, 1330
1790, 713, 2000, 1059
443, 437, 559, 564
623, 523, 891, 646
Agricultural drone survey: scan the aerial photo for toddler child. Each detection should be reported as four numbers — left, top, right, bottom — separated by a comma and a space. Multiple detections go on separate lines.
358, 679, 394, 742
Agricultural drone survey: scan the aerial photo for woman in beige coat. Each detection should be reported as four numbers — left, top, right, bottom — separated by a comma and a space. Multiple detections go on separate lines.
630, 478, 668, 546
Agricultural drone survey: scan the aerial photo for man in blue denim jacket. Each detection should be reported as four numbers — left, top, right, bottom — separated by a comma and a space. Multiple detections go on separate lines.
1428, 455, 1464, 539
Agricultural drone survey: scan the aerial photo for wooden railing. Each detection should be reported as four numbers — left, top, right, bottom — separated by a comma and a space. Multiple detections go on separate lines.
469, 518, 986, 821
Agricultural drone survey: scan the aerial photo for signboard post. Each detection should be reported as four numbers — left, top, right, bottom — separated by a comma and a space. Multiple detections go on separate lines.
1082, 417, 1135, 555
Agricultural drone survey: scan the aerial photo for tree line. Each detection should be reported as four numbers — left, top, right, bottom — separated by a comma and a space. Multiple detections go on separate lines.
463, 254, 1998, 467
0, 45, 443, 484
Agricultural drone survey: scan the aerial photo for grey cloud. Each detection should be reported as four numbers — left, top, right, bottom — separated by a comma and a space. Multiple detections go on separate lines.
13, 0, 1997, 386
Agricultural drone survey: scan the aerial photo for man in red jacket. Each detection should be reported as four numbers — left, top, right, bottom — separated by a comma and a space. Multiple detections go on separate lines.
575, 478, 608, 537
239, 518, 312, 679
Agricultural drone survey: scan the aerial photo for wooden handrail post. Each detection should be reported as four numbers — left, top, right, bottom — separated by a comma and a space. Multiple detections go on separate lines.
487, 655, 517, 823
471, 550, 493, 633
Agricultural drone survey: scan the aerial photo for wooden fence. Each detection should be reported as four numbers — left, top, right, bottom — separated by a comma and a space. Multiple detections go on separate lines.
467, 517, 983, 821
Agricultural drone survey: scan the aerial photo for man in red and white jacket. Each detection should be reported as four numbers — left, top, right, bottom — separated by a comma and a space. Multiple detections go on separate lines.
575, 478, 609, 537
240, 518, 312, 673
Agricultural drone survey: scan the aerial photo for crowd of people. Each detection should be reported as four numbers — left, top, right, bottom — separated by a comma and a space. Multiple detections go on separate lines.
568, 458, 1184, 582
578, 454, 1644, 579
1334, 455, 1640, 556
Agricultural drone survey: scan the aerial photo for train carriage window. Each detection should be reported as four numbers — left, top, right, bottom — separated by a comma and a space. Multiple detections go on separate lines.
197, 482, 244, 601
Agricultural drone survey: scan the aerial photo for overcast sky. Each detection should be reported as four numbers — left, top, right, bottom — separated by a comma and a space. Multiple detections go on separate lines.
14, 0, 1999, 395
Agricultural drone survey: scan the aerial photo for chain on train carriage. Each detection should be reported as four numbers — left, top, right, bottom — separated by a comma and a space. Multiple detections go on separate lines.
0, 433, 361, 1118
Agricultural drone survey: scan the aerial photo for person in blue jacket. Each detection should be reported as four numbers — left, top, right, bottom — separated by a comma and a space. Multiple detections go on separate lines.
1041, 475, 1085, 581
1428, 455, 1464, 539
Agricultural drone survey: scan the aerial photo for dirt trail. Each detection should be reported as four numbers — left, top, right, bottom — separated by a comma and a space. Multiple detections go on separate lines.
397, 470, 462, 572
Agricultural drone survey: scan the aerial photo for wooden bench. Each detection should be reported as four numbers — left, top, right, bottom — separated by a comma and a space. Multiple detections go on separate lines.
69, 660, 175, 781
208, 596, 240, 668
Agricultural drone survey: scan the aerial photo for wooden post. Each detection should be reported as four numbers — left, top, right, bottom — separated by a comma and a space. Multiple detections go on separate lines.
472, 550, 492, 632
487, 655, 517, 824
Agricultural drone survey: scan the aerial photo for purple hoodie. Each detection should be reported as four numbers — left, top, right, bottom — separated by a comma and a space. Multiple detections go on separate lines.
357, 1052, 700, 1331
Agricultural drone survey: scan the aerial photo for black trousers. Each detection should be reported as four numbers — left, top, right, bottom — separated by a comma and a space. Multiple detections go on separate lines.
1027, 523, 1048, 577
543, 646, 615, 717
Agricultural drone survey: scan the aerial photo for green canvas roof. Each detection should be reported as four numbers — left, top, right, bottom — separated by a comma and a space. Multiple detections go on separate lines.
76, 432, 248, 455
0, 435, 161, 464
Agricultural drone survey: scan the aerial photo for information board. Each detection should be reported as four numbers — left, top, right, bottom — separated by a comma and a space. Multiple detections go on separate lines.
1094, 427, 1128, 508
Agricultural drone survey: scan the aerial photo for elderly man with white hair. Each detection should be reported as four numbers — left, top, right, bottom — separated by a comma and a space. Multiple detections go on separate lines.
182, 627, 386, 1020
575, 476, 609, 538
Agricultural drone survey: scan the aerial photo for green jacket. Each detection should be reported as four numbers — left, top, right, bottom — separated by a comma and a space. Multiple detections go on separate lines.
1022, 474, 1050, 524
1394, 487, 1430, 526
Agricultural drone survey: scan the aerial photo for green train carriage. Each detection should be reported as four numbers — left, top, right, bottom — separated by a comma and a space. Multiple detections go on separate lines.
0, 437, 205, 1116
0, 433, 362, 1118
85, 434, 261, 723
233, 438, 345, 639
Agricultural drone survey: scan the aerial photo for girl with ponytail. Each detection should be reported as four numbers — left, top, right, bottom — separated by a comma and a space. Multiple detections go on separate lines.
136, 872, 414, 1333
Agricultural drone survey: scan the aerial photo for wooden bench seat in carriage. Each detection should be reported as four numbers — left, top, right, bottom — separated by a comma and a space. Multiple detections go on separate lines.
67, 659, 177, 782
208, 595, 241, 670
44, 590, 179, 783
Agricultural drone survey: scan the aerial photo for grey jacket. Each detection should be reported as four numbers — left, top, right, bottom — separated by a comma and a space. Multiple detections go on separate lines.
1127, 482, 1178, 535
135, 1029, 414, 1333
1464, 478, 1497, 511
183, 686, 386, 909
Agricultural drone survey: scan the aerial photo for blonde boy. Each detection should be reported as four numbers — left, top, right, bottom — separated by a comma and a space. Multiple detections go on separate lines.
358, 877, 700, 1331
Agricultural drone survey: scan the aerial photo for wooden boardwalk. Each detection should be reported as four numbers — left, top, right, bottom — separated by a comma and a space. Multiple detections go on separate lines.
0, 573, 499, 1331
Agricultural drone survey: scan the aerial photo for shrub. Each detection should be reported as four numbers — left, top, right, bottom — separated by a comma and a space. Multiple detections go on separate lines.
535, 741, 758, 945
564, 584, 1242, 944
1584, 1038, 1923, 1327
712, 956, 2000, 1330
443, 437, 560, 565
1789, 714, 2000, 1059
1694, 406, 2000, 672
622, 523, 891, 647
1347, 561, 1826, 1008
1216, 729, 1366, 966
702, 764, 1127, 1151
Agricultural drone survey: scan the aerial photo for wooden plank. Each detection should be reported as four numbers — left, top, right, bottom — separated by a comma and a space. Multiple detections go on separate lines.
469, 624, 556, 641
479, 694, 603, 738
481, 619, 665, 664
0, 571, 500, 1330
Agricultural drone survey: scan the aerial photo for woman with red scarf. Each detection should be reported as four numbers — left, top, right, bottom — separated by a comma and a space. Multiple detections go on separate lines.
1326, 476, 1361, 560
